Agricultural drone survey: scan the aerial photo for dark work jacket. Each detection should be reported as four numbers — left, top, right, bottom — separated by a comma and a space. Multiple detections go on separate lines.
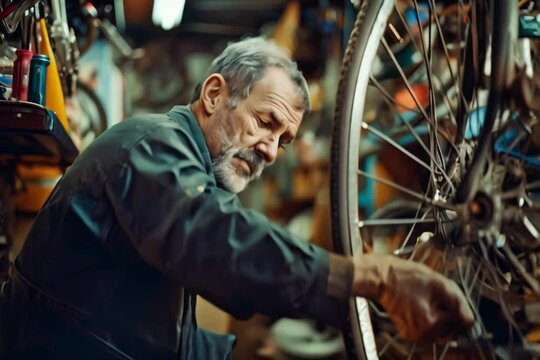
0, 106, 349, 359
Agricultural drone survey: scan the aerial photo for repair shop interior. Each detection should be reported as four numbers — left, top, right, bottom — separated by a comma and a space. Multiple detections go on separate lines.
1, 0, 540, 359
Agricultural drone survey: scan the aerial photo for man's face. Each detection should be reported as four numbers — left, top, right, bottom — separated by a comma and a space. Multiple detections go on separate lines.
209, 67, 304, 193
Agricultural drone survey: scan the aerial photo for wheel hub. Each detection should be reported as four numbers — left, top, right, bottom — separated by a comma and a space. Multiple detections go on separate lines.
469, 192, 495, 228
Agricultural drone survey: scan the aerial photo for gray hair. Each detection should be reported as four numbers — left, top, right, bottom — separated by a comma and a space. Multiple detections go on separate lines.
191, 37, 311, 113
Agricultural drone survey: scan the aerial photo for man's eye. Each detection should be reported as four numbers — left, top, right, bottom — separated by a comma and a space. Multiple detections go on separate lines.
257, 117, 271, 128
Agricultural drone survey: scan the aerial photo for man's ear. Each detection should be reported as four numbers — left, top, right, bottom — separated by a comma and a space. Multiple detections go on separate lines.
200, 73, 227, 115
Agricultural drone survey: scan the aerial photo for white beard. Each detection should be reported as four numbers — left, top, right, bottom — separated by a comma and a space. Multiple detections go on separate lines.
212, 143, 265, 193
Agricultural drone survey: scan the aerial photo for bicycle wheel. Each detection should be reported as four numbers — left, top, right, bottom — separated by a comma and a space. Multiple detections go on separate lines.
331, 0, 539, 359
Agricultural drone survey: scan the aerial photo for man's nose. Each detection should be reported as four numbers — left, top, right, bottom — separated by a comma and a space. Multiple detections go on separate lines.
255, 137, 279, 164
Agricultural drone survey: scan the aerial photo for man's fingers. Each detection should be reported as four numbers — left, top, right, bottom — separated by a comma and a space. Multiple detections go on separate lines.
377, 257, 476, 343
432, 276, 475, 325
390, 283, 475, 343
457, 293, 475, 326
423, 311, 468, 343
445, 281, 476, 329
398, 310, 471, 343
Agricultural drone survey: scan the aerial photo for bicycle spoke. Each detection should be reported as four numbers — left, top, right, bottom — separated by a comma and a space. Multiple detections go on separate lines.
433, 73, 458, 125
406, 343, 417, 360
381, 37, 431, 120
411, 0, 437, 120
397, 207, 432, 255
361, 122, 431, 169
497, 130, 528, 157
502, 243, 540, 294
428, 0, 463, 98
394, 1, 465, 123
526, 179, 540, 191
362, 122, 458, 194
380, 36, 457, 150
457, 255, 484, 323
358, 217, 436, 227
405, 0, 450, 179
357, 169, 456, 212
378, 333, 403, 357
438, 342, 451, 360
358, 168, 424, 199
426, 17, 449, 193
368, 77, 421, 115
370, 75, 457, 194
478, 242, 521, 334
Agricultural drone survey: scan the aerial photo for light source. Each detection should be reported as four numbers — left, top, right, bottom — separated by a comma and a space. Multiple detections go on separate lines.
152, 0, 185, 30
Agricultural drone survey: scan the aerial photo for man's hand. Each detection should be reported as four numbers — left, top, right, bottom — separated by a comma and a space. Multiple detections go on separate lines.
351, 253, 475, 342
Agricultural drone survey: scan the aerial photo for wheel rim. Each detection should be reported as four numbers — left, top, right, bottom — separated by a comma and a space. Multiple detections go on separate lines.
338, 1, 396, 358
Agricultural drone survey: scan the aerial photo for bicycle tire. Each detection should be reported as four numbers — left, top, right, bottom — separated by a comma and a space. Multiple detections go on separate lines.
329, 0, 527, 359
331, 1, 394, 358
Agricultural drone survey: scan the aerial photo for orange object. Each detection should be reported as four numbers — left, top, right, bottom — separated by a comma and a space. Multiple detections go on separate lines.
393, 83, 429, 113
271, 1, 300, 55
373, 160, 398, 210
527, 327, 540, 343
14, 20, 69, 213
38, 18, 69, 132
13, 165, 62, 213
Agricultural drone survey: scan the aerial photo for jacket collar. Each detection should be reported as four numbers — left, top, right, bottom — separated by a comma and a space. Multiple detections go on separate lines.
168, 105, 213, 174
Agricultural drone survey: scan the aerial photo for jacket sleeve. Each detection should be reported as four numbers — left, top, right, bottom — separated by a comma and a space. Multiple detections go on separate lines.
103, 124, 352, 327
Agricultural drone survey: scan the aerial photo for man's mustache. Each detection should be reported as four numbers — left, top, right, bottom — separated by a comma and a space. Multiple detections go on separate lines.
235, 149, 265, 177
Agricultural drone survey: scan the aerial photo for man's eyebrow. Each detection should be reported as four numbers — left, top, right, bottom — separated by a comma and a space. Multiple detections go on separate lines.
269, 111, 297, 142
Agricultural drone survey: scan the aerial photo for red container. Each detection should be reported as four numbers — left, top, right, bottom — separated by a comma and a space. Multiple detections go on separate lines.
12, 49, 33, 101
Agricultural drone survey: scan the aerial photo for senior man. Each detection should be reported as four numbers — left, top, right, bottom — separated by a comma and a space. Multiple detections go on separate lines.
0, 37, 473, 359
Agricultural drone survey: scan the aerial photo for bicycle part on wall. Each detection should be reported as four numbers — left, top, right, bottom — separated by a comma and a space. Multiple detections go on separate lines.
70, 1, 143, 62
0, 0, 130, 281
68, 80, 107, 149
0, 0, 40, 34
48, 0, 79, 98
331, 0, 540, 359
0, 0, 89, 280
